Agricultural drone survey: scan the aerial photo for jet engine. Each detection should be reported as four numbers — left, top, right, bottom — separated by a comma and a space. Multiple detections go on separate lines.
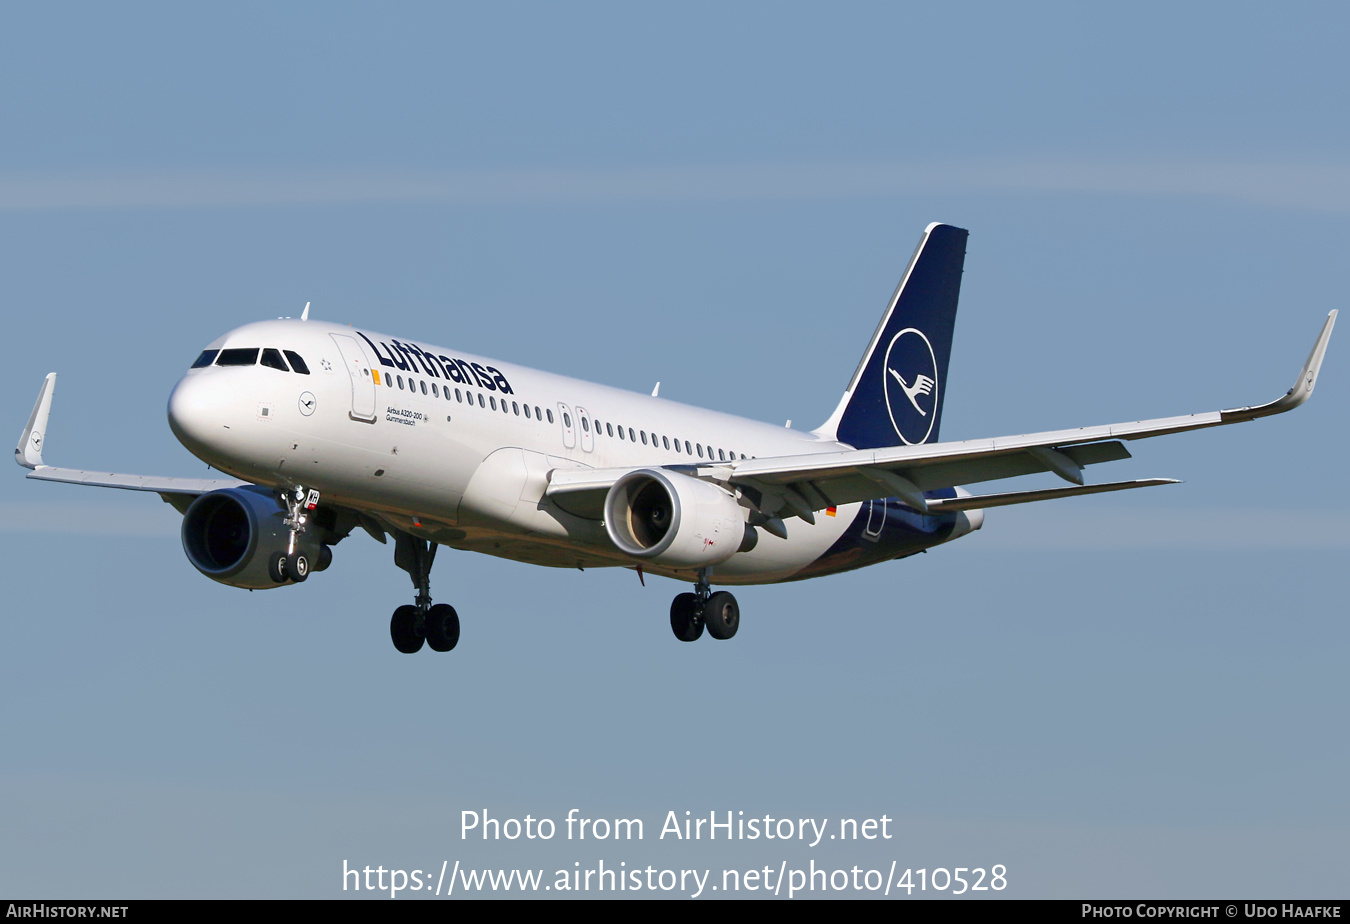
181, 486, 325, 589
603, 469, 749, 568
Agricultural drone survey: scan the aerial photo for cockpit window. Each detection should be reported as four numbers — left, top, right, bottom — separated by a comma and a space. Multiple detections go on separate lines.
191, 350, 218, 368
260, 348, 289, 371
216, 348, 260, 366
283, 350, 310, 375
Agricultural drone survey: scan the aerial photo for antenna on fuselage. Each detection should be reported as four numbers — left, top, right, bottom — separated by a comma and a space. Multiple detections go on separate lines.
651, 382, 660, 397
301, 301, 311, 321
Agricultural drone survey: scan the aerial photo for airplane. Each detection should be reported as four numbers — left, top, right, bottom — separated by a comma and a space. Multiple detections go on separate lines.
14, 223, 1337, 654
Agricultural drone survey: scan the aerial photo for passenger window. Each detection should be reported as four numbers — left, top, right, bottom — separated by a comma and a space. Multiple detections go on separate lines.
386, 375, 393, 387
674, 439, 681, 453
216, 348, 259, 366
455, 389, 462, 402
546, 408, 554, 423
524, 404, 531, 419
696, 444, 704, 458
582, 416, 589, 431
420, 381, 428, 395
718, 449, 725, 461
536, 406, 543, 420
283, 351, 310, 374
618, 426, 625, 440
640, 431, 647, 445
563, 412, 572, 428
684, 440, 691, 454
513, 402, 520, 416
432, 383, 438, 397
663, 436, 670, 450
191, 350, 218, 368
606, 423, 613, 437
478, 394, 485, 408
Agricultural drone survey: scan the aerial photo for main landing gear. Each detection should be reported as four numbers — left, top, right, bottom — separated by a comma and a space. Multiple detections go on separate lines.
389, 532, 460, 654
669, 569, 739, 643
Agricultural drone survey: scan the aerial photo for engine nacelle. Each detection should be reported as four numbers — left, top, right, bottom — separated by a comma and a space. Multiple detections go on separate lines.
604, 469, 747, 568
181, 486, 322, 589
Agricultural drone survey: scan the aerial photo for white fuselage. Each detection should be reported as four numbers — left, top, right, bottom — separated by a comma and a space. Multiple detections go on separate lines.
167, 319, 961, 586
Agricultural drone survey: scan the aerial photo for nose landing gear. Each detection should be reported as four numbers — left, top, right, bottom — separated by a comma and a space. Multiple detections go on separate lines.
270, 485, 321, 583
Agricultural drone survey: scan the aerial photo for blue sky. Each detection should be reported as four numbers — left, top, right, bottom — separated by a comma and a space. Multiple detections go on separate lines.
2, 3, 1347, 898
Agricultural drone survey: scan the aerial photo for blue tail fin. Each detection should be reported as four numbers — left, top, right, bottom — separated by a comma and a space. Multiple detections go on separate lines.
817, 223, 968, 449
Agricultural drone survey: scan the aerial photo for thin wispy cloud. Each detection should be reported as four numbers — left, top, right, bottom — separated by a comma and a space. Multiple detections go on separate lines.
968, 506, 1349, 551
0, 501, 179, 537
0, 161, 1347, 212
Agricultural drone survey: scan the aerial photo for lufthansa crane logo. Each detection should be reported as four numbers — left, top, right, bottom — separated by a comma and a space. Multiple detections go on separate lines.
882, 328, 938, 444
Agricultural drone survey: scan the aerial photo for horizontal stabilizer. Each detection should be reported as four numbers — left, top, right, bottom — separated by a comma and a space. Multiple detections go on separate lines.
926, 478, 1180, 512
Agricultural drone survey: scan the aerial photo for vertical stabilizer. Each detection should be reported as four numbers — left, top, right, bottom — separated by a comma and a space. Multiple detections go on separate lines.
816, 223, 967, 449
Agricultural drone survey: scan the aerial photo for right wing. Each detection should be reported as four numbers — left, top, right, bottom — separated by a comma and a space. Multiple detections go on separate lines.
725, 309, 1336, 517
547, 310, 1335, 522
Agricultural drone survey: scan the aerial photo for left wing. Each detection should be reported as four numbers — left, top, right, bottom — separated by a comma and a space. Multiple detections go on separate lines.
548, 310, 1335, 522
16, 372, 244, 513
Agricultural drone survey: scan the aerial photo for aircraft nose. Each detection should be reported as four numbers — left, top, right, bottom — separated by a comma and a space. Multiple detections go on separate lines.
167, 373, 232, 460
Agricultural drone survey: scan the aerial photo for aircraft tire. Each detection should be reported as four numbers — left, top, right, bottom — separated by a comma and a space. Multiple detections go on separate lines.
289, 554, 309, 583
425, 603, 460, 652
704, 591, 739, 640
268, 552, 288, 585
390, 605, 425, 654
670, 593, 704, 642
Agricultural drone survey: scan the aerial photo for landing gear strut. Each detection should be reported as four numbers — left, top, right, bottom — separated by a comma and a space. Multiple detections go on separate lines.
669, 568, 738, 642
270, 485, 316, 583
389, 531, 460, 654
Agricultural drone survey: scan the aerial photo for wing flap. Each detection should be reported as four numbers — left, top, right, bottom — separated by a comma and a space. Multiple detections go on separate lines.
926, 478, 1180, 512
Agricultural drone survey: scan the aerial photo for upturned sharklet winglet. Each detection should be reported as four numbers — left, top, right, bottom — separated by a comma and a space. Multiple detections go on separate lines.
15, 372, 56, 469
1219, 309, 1337, 423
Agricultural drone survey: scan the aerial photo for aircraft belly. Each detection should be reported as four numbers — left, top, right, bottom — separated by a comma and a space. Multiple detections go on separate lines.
786, 500, 962, 582
713, 503, 858, 582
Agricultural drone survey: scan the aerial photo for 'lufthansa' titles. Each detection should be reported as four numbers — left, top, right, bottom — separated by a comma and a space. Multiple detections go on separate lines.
358, 331, 513, 394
